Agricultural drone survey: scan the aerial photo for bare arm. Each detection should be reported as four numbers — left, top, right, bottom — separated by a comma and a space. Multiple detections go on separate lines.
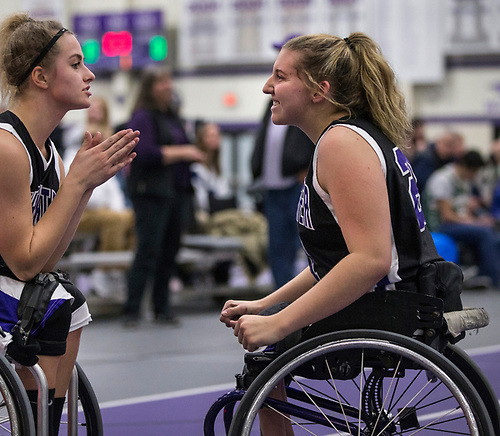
41, 153, 93, 271
230, 127, 393, 351
0, 129, 139, 280
160, 144, 205, 165
220, 267, 318, 326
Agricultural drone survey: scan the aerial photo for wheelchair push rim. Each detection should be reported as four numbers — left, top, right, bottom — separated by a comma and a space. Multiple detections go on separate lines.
229, 329, 494, 436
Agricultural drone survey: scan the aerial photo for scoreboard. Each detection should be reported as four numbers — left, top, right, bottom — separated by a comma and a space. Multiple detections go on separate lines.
73, 10, 168, 72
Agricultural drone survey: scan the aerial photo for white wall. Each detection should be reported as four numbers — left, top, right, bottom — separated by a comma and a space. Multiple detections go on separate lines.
2, 1, 500, 154
176, 74, 270, 124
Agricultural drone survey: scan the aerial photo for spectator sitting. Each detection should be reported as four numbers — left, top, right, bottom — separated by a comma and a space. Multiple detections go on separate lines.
64, 97, 135, 297
478, 137, 500, 211
190, 121, 268, 284
64, 97, 135, 253
425, 150, 500, 289
191, 122, 235, 225
412, 130, 465, 193
405, 118, 428, 160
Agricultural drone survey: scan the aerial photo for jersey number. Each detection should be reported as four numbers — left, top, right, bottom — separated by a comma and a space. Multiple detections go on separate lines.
393, 147, 426, 232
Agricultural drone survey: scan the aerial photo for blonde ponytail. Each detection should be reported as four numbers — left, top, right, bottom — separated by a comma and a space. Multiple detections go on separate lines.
284, 32, 411, 149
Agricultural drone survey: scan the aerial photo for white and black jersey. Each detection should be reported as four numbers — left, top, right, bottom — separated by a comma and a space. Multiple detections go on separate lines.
0, 111, 62, 276
296, 117, 440, 291
0, 111, 91, 352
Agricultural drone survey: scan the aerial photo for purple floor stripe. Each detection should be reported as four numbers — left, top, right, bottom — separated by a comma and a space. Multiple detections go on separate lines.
96, 350, 500, 435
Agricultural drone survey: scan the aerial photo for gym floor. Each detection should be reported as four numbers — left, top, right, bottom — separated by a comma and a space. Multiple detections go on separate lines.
76, 287, 500, 435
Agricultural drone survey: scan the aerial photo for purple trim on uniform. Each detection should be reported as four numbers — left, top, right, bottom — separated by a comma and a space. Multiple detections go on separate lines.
0, 293, 21, 332
31, 298, 68, 336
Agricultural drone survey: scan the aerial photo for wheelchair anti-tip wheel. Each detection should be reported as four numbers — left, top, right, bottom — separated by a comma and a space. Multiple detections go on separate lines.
229, 329, 494, 436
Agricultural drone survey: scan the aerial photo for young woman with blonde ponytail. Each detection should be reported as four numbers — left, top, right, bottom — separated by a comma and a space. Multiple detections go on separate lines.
220, 33, 441, 435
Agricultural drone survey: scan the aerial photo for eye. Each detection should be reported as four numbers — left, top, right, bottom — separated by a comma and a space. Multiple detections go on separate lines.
72, 61, 81, 69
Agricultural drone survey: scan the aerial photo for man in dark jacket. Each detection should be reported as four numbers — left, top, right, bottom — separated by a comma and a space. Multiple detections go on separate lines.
251, 98, 315, 288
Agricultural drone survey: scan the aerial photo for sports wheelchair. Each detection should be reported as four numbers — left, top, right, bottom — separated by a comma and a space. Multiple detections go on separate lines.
204, 290, 500, 435
0, 354, 102, 435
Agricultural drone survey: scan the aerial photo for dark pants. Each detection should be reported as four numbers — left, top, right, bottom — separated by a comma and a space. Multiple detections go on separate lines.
438, 222, 500, 286
264, 183, 302, 288
124, 192, 190, 318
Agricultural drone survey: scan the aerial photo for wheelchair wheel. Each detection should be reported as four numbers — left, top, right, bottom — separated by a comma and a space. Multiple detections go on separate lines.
229, 329, 494, 436
0, 354, 35, 435
59, 362, 103, 435
444, 344, 500, 434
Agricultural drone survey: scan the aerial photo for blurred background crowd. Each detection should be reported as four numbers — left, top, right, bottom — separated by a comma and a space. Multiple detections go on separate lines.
2, 0, 500, 324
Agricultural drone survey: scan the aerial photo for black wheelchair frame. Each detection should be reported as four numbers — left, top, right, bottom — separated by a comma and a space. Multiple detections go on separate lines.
204, 291, 500, 435
0, 357, 102, 435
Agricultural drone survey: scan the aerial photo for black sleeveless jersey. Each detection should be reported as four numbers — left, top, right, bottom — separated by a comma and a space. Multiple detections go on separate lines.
296, 117, 440, 291
0, 111, 61, 276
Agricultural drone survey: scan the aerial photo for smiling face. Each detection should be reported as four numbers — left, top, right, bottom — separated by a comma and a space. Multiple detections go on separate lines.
44, 33, 95, 111
263, 48, 313, 128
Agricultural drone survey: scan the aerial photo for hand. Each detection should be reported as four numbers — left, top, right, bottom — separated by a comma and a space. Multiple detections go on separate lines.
161, 145, 206, 164
232, 314, 285, 352
68, 129, 139, 191
184, 146, 206, 163
220, 299, 264, 328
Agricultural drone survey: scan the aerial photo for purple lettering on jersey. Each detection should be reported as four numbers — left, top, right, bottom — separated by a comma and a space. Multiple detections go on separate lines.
296, 183, 315, 230
393, 147, 426, 232
31, 185, 56, 225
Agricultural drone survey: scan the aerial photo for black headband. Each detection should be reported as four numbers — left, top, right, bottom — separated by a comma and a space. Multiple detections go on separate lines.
17, 27, 68, 87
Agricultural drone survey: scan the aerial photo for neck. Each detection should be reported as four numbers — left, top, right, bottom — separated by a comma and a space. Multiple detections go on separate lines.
10, 97, 65, 150
302, 108, 350, 144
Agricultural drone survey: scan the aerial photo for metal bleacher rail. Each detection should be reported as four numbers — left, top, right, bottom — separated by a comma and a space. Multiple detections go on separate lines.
55, 233, 259, 311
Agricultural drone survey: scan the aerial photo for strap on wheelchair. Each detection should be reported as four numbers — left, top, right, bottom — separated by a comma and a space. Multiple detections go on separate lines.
14, 272, 59, 346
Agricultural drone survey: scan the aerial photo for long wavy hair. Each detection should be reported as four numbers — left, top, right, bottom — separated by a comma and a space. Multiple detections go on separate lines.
283, 33, 411, 149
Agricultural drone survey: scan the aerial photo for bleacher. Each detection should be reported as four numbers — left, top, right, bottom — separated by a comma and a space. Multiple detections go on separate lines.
57, 233, 271, 315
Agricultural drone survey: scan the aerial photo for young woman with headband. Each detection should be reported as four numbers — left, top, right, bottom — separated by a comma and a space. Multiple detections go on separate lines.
0, 13, 139, 434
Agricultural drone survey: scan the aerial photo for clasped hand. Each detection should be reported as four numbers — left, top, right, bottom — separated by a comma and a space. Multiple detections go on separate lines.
220, 300, 284, 352
68, 129, 139, 191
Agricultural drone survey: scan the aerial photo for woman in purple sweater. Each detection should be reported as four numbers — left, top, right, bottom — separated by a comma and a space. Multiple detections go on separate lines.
123, 67, 205, 326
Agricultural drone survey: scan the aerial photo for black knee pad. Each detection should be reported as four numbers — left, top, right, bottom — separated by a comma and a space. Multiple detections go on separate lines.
34, 299, 72, 356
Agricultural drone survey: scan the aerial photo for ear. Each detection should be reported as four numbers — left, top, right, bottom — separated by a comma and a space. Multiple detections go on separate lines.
31, 66, 49, 89
312, 80, 331, 103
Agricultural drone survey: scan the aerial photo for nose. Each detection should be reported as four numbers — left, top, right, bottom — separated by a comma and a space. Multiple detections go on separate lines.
262, 76, 273, 95
85, 65, 95, 82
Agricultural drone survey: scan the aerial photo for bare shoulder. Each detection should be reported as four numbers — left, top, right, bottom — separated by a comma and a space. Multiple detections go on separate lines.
0, 129, 30, 183
318, 124, 374, 162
